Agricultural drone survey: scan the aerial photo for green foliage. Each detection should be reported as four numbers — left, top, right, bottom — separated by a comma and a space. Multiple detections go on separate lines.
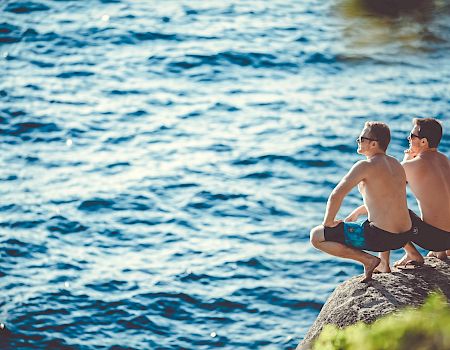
313, 292, 450, 350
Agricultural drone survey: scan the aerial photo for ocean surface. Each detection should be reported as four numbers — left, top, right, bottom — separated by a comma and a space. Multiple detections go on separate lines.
1, 0, 449, 349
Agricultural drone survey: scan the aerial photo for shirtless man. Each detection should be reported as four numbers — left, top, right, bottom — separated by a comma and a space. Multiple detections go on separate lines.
392, 118, 450, 267
310, 122, 415, 282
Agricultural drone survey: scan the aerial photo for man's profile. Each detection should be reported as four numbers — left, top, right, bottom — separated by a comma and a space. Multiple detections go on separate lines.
391, 118, 450, 268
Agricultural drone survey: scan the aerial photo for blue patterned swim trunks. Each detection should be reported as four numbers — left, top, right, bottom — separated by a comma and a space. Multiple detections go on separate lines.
323, 211, 418, 252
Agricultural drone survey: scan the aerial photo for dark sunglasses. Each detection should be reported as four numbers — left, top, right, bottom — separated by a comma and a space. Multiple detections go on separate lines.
356, 136, 378, 144
408, 132, 421, 140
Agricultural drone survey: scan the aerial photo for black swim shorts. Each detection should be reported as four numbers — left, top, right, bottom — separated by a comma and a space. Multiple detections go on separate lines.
324, 213, 417, 252
409, 211, 450, 251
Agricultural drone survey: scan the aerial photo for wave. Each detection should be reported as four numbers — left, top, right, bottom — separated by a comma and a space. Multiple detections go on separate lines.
47, 215, 88, 234
159, 49, 362, 74
78, 198, 115, 211
1, 219, 46, 230
86, 279, 136, 293
290, 194, 328, 203
0, 23, 21, 34
108, 89, 143, 96
118, 217, 167, 226
177, 271, 224, 283
235, 257, 272, 270
195, 190, 248, 202
106, 161, 131, 168
1, 109, 27, 118
207, 143, 233, 152
57, 71, 95, 79
133, 31, 182, 42
126, 109, 148, 117
232, 154, 337, 168
304, 52, 336, 64
114, 30, 213, 45
0, 204, 21, 212
232, 287, 324, 310
29, 59, 55, 68
164, 51, 298, 71
118, 315, 170, 335
78, 194, 161, 213
3, 238, 47, 258
13, 121, 60, 135
0, 34, 21, 44
5, 1, 50, 14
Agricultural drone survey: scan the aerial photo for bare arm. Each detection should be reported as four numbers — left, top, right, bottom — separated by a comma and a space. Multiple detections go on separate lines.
402, 157, 420, 184
323, 161, 368, 226
345, 204, 368, 222
402, 149, 417, 164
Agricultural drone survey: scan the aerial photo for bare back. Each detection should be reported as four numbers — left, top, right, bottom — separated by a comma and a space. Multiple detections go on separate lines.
404, 151, 450, 231
359, 155, 411, 232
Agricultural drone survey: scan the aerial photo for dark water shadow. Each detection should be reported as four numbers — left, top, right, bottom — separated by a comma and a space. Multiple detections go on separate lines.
354, 0, 435, 20
333, 0, 450, 54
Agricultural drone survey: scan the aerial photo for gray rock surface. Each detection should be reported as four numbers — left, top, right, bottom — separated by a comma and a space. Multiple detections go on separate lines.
297, 257, 450, 350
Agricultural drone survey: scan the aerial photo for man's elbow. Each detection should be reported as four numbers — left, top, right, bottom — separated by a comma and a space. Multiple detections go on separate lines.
329, 190, 344, 202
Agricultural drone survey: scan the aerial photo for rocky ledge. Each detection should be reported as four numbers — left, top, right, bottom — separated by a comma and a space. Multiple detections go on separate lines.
297, 257, 450, 350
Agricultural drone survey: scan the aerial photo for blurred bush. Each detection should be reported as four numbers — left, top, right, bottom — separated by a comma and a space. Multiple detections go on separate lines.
313, 292, 450, 350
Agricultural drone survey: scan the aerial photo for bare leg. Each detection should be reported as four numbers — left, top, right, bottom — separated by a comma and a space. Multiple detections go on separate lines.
447, 250, 450, 256
427, 251, 448, 260
310, 225, 380, 282
376, 251, 391, 273
394, 242, 424, 267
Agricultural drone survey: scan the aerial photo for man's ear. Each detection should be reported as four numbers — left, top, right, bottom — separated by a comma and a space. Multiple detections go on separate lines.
420, 138, 428, 147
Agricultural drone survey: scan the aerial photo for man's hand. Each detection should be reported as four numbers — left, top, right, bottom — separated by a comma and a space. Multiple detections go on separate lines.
344, 212, 359, 222
323, 219, 343, 227
344, 204, 367, 222
403, 149, 418, 161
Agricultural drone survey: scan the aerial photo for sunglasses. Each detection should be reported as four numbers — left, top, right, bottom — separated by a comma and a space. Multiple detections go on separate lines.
356, 136, 378, 144
408, 132, 421, 140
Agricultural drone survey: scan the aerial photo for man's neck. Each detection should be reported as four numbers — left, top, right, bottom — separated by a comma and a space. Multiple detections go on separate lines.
366, 151, 385, 160
418, 147, 438, 155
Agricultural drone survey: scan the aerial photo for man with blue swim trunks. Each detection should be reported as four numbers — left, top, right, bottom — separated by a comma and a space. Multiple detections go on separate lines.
310, 122, 417, 282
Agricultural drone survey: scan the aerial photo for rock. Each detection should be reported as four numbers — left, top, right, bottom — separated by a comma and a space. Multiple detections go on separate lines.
358, 0, 434, 17
297, 257, 450, 350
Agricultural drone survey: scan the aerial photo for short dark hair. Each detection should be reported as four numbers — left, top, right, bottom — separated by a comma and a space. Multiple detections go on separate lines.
365, 121, 390, 151
413, 118, 442, 148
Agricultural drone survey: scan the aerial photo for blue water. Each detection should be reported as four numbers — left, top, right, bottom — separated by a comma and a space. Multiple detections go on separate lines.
1, 0, 449, 349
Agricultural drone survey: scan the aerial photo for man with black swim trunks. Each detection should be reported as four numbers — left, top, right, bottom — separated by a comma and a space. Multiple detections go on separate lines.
310, 122, 415, 282
392, 118, 450, 267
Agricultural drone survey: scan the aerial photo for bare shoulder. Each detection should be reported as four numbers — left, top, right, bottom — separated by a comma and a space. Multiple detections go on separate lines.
438, 151, 450, 172
342, 160, 368, 176
402, 155, 422, 170
386, 154, 403, 166
346, 159, 372, 178
351, 159, 371, 170
438, 151, 450, 164
402, 155, 430, 180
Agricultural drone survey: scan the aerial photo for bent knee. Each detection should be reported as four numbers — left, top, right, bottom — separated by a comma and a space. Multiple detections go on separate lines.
310, 225, 325, 247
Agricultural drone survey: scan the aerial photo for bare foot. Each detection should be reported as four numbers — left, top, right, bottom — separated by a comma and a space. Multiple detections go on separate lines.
394, 253, 424, 267
427, 251, 448, 261
374, 260, 391, 273
362, 256, 381, 282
